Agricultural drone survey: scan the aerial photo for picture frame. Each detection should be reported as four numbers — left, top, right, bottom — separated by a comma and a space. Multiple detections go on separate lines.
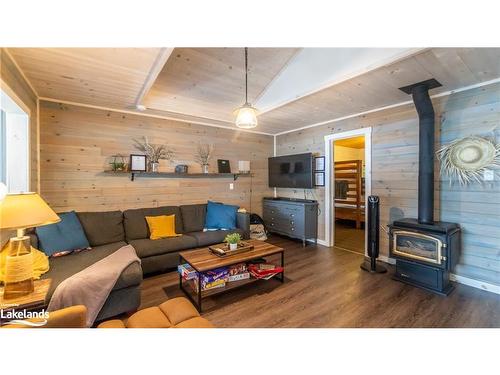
129, 154, 147, 172
314, 156, 325, 171
217, 159, 231, 173
314, 172, 325, 187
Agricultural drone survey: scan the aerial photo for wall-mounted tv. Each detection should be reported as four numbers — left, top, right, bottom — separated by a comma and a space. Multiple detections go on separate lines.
268, 153, 314, 188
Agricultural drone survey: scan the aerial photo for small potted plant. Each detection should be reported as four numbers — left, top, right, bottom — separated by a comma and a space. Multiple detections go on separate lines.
109, 154, 127, 171
224, 233, 241, 251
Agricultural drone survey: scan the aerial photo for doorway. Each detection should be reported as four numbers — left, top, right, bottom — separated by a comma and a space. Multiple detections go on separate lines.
324, 127, 372, 255
333, 136, 365, 253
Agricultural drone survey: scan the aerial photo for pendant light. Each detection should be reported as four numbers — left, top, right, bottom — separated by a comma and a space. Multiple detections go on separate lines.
235, 47, 258, 129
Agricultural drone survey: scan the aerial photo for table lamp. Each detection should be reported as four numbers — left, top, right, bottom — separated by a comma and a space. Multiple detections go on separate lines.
0, 192, 60, 299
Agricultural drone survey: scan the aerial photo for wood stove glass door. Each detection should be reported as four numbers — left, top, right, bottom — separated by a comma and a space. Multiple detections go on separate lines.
393, 231, 443, 265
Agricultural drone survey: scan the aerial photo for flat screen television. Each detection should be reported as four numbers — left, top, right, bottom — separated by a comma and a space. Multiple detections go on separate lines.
268, 153, 313, 188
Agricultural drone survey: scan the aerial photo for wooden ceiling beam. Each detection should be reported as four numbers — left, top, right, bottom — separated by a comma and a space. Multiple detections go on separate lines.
134, 47, 174, 109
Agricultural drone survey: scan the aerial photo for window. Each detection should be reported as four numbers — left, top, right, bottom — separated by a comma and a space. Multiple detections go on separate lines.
0, 89, 29, 193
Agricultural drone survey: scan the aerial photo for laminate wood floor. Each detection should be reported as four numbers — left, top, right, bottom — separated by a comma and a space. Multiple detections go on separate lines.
139, 235, 500, 328
334, 220, 365, 254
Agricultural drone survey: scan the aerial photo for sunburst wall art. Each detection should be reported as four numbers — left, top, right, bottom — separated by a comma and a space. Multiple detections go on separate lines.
436, 136, 500, 185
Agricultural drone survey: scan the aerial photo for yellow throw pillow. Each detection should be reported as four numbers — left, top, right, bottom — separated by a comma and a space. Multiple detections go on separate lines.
145, 215, 182, 240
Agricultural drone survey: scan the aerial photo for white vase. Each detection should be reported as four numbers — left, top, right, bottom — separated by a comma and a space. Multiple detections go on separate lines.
150, 162, 159, 172
202, 164, 209, 173
229, 243, 238, 251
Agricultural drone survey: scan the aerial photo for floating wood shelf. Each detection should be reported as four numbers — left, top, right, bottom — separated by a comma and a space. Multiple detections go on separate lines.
104, 170, 252, 181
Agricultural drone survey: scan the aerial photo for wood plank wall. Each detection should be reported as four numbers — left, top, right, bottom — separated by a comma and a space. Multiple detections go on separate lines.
39, 101, 274, 217
0, 49, 39, 247
276, 82, 500, 286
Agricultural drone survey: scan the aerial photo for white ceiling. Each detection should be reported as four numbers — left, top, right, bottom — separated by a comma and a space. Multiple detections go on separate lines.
254, 47, 423, 113
6, 47, 500, 135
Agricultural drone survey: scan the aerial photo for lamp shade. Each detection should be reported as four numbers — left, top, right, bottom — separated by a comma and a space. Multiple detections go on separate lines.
0, 192, 60, 230
235, 104, 258, 129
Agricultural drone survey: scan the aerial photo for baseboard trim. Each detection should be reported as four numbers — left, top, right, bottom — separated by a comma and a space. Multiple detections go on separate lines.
379, 256, 499, 295
316, 238, 329, 246
450, 273, 500, 295
378, 255, 396, 265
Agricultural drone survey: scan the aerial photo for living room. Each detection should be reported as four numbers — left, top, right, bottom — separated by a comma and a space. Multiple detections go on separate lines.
1, 2, 498, 374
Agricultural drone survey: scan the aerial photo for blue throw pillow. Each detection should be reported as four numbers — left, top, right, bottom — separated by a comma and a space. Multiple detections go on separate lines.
205, 201, 238, 230
36, 211, 90, 257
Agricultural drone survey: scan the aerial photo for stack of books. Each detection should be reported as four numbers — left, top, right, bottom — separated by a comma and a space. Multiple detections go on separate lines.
248, 263, 284, 280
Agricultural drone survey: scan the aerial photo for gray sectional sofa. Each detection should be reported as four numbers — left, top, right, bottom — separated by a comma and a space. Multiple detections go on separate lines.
31, 203, 250, 321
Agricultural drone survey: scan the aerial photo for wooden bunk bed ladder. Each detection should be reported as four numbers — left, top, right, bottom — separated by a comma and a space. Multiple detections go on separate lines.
334, 159, 365, 229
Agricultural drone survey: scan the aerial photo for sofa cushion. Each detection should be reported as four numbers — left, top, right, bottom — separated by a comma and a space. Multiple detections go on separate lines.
77, 211, 125, 246
42, 241, 142, 301
180, 204, 207, 233
188, 228, 245, 247
205, 201, 238, 230
159, 297, 199, 325
145, 215, 181, 240
128, 235, 197, 258
126, 306, 172, 328
124, 206, 184, 240
36, 211, 90, 256
174, 317, 214, 328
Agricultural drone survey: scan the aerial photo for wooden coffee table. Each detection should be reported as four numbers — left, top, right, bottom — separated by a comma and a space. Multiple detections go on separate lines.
178, 239, 284, 312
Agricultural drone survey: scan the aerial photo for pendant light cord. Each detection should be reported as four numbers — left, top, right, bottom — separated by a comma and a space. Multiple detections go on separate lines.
245, 47, 248, 104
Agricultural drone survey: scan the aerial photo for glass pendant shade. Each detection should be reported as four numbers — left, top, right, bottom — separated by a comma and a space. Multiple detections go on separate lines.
235, 48, 258, 129
235, 104, 258, 129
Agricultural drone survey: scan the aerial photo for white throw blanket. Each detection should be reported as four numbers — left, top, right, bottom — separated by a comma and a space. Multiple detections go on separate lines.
48, 245, 141, 327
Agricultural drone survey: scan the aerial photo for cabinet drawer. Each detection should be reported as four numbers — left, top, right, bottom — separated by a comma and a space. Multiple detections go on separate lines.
265, 220, 287, 232
263, 206, 284, 217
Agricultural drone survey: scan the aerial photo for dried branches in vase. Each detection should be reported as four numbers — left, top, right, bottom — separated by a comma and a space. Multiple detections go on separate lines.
194, 143, 214, 173
133, 136, 175, 172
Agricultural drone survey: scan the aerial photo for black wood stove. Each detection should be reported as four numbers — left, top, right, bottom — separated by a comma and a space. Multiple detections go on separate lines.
389, 79, 461, 295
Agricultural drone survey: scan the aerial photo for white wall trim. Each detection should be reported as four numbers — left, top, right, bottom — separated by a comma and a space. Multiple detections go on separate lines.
274, 76, 500, 136
316, 238, 329, 247
450, 274, 500, 295
38, 97, 274, 136
324, 127, 372, 252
